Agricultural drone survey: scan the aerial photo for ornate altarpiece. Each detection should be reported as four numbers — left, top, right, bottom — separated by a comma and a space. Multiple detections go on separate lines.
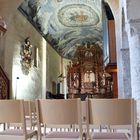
67, 44, 113, 98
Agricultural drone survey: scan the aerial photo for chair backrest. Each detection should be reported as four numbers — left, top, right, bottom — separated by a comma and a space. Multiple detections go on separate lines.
24, 100, 36, 129
137, 99, 140, 122
87, 98, 137, 140
0, 100, 25, 124
24, 100, 30, 116
36, 98, 81, 125
81, 100, 88, 124
88, 98, 136, 125
24, 100, 36, 116
36, 99, 83, 139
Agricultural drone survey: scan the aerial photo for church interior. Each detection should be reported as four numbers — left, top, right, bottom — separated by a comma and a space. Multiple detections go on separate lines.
0, 0, 140, 139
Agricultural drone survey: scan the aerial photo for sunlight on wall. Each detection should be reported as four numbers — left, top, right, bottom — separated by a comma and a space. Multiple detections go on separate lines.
12, 41, 33, 99
12, 39, 43, 99
12, 42, 24, 99
12, 60, 42, 99
12, 65, 31, 99
12, 65, 21, 99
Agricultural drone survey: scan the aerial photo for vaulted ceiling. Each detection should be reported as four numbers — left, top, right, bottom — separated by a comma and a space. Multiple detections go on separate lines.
19, 0, 103, 59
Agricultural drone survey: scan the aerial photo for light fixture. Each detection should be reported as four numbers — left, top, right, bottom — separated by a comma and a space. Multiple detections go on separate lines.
57, 73, 66, 82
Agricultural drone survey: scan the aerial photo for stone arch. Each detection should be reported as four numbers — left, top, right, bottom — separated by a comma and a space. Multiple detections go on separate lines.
103, 1, 114, 20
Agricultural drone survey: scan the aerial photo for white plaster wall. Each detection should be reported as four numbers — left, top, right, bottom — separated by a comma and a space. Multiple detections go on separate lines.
46, 44, 61, 94
0, 0, 23, 23
0, 0, 23, 67
0, 1, 65, 99
4, 11, 45, 99
127, 0, 140, 20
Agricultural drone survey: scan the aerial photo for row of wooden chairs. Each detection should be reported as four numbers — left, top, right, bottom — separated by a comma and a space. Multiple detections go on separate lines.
35, 98, 138, 140
0, 98, 138, 140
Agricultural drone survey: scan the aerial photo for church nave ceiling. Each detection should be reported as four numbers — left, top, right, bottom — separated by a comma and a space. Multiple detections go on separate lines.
19, 0, 103, 59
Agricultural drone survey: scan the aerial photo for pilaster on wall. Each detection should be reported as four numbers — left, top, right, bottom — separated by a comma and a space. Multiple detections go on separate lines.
127, 21, 140, 99
120, 48, 131, 98
120, 11, 131, 98
122, 0, 140, 99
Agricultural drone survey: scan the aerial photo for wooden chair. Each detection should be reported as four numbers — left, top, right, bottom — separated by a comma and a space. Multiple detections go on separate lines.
36, 98, 83, 140
86, 98, 137, 140
8, 100, 37, 130
0, 100, 38, 140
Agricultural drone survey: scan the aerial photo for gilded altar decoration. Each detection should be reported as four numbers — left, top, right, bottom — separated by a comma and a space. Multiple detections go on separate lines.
20, 37, 33, 75
67, 43, 113, 98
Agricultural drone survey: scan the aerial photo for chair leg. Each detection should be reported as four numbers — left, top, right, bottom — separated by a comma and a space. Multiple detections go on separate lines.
36, 134, 38, 140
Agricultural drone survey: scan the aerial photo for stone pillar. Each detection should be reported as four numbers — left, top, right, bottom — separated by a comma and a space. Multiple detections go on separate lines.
128, 23, 140, 99
117, 9, 131, 98
116, 3, 132, 98
121, 47, 131, 98
121, 0, 140, 99
120, 28, 131, 98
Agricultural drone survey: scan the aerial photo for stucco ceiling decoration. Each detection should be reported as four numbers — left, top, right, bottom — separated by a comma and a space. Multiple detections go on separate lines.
19, 0, 103, 59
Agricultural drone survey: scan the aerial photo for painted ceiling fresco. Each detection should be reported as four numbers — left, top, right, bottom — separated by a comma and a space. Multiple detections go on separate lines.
19, 0, 102, 59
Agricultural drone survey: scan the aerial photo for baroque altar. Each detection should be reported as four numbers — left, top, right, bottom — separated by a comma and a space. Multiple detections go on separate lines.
67, 44, 113, 98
